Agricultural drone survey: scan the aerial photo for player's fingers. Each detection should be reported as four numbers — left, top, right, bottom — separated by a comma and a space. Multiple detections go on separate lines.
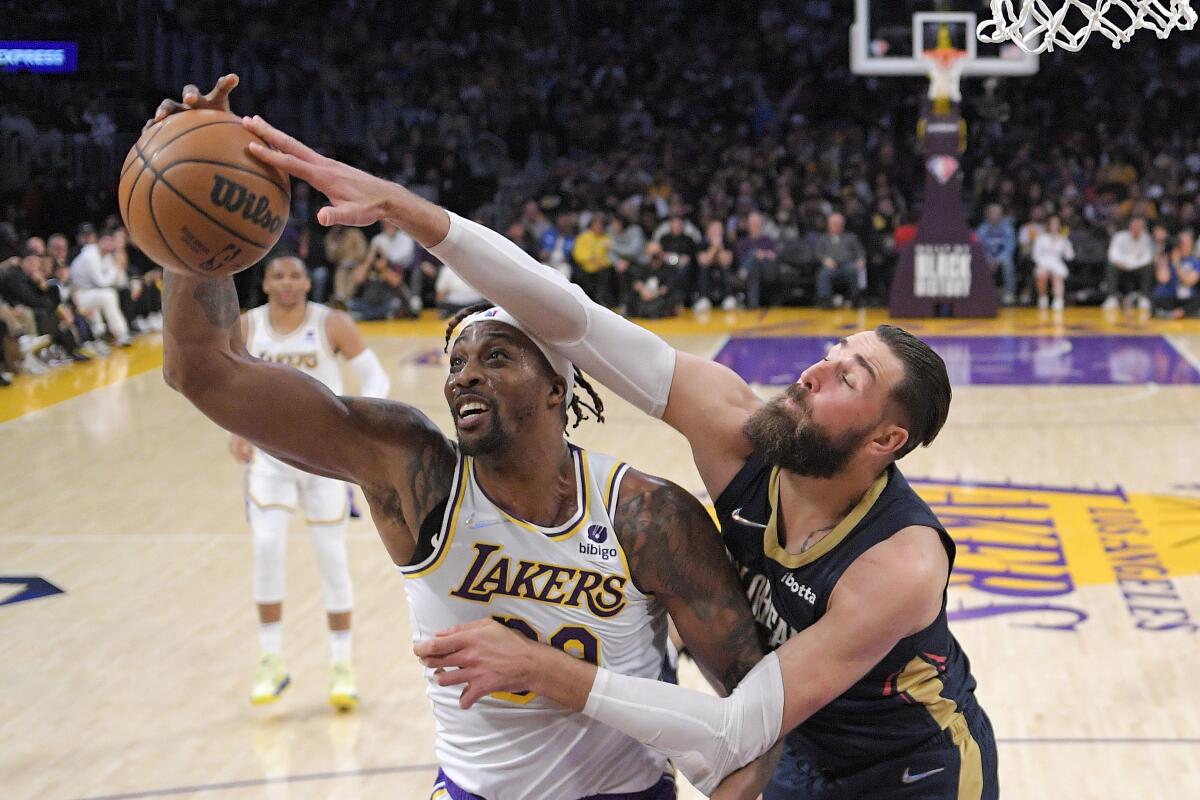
182, 84, 201, 105
434, 667, 470, 687
243, 115, 321, 163
434, 618, 493, 638
459, 683, 490, 709
206, 73, 239, 106
413, 634, 465, 659
317, 203, 379, 227
246, 141, 318, 182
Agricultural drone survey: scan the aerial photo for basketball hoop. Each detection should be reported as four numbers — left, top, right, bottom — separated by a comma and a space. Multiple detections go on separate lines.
923, 26, 968, 111
978, 0, 1197, 53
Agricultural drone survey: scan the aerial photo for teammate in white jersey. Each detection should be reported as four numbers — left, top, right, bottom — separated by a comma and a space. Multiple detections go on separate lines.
229, 255, 390, 709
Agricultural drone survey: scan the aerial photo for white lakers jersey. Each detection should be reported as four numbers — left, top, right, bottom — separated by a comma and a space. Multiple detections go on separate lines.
245, 302, 342, 473
400, 445, 670, 800
245, 302, 343, 394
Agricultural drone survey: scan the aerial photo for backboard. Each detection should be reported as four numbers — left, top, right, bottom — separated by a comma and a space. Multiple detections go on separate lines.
851, 0, 1039, 76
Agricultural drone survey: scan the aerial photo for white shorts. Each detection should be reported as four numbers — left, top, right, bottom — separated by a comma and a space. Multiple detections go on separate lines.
246, 452, 349, 525
1035, 261, 1069, 279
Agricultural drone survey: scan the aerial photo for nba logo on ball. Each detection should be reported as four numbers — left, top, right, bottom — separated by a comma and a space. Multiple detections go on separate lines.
587, 525, 608, 543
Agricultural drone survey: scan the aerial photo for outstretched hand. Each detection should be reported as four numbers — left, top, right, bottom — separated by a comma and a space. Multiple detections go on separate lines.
414, 618, 538, 709
241, 115, 394, 228
147, 73, 240, 129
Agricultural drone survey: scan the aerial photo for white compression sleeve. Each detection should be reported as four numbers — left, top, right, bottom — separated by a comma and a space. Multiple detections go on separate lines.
581, 652, 785, 795
428, 211, 677, 417
348, 348, 390, 399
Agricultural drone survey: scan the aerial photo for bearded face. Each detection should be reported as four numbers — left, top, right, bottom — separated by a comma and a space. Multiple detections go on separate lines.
743, 383, 875, 479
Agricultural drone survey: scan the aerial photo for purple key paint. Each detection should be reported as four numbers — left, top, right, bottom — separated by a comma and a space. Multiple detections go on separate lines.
714, 335, 1200, 386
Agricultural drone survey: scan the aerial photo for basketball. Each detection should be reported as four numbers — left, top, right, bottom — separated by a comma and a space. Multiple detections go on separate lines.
118, 109, 290, 277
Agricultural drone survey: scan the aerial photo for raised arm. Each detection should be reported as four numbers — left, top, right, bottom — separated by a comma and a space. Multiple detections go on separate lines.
162, 271, 453, 563
239, 111, 762, 497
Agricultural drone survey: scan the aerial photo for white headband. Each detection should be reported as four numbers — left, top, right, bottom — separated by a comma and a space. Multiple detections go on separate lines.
452, 307, 576, 403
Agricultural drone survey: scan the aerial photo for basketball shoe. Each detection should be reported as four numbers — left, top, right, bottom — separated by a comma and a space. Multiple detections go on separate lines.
329, 661, 359, 711
250, 653, 291, 705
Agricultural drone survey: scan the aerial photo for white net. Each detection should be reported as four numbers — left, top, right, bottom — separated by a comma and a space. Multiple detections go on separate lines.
977, 0, 1197, 52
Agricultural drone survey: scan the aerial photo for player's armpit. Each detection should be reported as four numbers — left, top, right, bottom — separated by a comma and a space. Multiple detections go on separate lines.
772, 526, 948, 733
614, 470, 764, 694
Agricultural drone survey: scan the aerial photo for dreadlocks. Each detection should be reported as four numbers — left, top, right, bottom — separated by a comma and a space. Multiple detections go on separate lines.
443, 302, 605, 431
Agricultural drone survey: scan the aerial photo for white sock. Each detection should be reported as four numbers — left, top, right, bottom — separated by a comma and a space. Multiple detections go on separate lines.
258, 621, 283, 656
330, 629, 352, 664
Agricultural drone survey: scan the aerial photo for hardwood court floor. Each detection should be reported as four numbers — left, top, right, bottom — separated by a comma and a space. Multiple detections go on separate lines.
2, 307, 1199, 799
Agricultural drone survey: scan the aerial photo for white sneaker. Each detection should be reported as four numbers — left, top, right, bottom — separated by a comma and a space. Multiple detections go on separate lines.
18, 334, 51, 355
408, 296, 423, 315
1102, 295, 1119, 310
147, 312, 164, 332
832, 294, 844, 308
1052, 297, 1064, 312
1002, 292, 1016, 306
692, 297, 712, 314
1037, 295, 1049, 310
1137, 295, 1151, 311
721, 295, 738, 311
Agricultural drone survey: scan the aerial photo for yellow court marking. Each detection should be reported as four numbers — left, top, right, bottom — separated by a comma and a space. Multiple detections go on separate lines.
0, 337, 164, 423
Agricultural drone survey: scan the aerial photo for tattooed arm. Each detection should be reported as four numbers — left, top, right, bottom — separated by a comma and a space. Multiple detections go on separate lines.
612, 469, 763, 694
162, 272, 455, 562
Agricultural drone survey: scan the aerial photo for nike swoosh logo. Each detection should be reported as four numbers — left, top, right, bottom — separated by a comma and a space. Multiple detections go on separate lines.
465, 514, 505, 530
901, 766, 945, 784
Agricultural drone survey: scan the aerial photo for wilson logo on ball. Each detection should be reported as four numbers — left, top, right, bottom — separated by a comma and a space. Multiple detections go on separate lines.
209, 174, 285, 234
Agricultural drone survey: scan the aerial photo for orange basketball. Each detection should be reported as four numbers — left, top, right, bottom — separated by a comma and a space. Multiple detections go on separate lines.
118, 109, 290, 277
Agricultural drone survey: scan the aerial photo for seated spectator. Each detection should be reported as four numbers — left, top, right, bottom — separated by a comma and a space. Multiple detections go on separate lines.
734, 212, 778, 309
109, 229, 163, 332
657, 215, 699, 309
347, 249, 409, 321
1032, 214, 1075, 311
695, 220, 736, 311
435, 265, 484, 319
0, 249, 89, 366
69, 229, 133, 346
812, 212, 865, 308
1105, 217, 1155, 311
976, 204, 1017, 306
627, 242, 677, 319
607, 212, 646, 314
1152, 230, 1200, 319
1018, 205, 1047, 302
325, 224, 369, 306
369, 220, 423, 315
539, 212, 576, 279
572, 214, 614, 306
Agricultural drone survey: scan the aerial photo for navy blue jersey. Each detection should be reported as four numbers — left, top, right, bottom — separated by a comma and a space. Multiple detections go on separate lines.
715, 454, 984, 777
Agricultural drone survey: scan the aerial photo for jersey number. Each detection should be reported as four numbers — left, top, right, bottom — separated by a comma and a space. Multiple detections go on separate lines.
489, 615, 600, 704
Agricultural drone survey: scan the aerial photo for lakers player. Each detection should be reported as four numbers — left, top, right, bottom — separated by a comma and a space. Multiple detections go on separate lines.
152, 79, 766, 800
186, 92, 999, 798
232, 254, 391, 709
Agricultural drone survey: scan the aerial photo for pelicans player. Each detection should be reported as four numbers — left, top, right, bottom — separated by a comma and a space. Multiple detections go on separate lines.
230, 255, 390, 709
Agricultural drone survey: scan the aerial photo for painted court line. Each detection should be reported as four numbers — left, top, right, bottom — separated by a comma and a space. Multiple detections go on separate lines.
73, 739, 1200, 799
77, 763, 440, 800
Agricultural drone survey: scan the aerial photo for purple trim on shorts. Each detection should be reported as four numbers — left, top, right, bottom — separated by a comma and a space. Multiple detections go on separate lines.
434, 768, 676, 800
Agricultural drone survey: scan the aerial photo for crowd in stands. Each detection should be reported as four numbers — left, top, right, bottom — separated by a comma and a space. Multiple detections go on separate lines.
6, 0, 1200, 386
0, 219, 163, 385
